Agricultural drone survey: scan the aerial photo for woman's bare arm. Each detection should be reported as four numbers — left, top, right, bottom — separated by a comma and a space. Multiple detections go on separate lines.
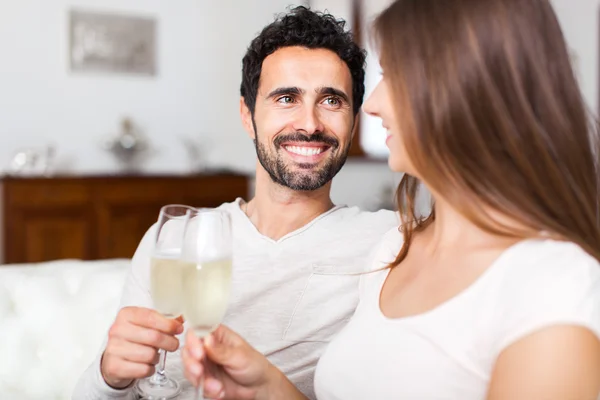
487, 325, 600, 400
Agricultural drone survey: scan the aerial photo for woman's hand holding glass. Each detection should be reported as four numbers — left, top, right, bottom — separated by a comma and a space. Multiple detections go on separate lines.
182, 325, 308, 400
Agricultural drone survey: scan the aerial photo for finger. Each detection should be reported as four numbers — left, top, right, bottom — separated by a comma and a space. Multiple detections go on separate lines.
175, 315, 185, 324
185, 330, 204, 361
194, 359, 225, 399
182, 360, 225, 400
106, 338, 160, 364
183, 344, 204, 376
203, 376, 225, 399
182, 349, 203, 388
110, 323, 180, 352
204, 333, 244, 369
184, 342, 205, 365
212, 324, 240, 346
123, 307, 184, 335
103, 357, 155, 381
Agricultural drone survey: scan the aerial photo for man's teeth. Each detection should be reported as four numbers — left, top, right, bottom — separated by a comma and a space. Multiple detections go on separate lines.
285, 146, 323, 156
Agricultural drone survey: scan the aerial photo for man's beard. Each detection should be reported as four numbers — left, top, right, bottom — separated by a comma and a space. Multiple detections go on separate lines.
254, 131, 351, 191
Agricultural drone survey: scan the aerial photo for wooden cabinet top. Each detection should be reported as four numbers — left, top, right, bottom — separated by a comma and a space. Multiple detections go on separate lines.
1, 172, 250, 264
0, 171, 250, 182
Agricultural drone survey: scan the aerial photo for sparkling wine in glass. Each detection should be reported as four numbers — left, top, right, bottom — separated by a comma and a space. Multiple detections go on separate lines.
181, 208, 233, 400
135, 204, 197, 400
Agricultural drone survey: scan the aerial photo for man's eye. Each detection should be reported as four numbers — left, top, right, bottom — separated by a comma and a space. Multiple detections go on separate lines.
325, 97, 340, 106
277, 96, 294, 104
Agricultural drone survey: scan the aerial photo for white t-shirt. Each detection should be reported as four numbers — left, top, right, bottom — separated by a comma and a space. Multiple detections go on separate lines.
314, 227, 600, 400
73, 199, 398, 400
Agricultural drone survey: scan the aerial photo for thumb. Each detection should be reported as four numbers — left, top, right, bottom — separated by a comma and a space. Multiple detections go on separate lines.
203, 334, 231, 364
204, 333, 247, 370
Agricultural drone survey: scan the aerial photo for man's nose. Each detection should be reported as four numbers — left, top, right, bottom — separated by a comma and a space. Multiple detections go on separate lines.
292, 107, 325, 135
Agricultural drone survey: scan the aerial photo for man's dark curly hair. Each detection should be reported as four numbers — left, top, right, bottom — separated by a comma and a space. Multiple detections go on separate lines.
240, 6, 367, 117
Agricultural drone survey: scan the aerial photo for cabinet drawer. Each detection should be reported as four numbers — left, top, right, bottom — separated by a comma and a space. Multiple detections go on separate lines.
4, 180, 90, 206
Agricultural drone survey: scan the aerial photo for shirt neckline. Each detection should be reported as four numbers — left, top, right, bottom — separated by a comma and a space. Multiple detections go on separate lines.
232, 198, 348, 244
374, 238, 542, 323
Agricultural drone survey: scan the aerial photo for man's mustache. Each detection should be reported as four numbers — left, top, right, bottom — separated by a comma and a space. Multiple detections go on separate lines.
274, 132, 339, 148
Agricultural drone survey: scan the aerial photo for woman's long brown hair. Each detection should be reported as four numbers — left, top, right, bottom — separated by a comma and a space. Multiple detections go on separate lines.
373, 0, 600, 264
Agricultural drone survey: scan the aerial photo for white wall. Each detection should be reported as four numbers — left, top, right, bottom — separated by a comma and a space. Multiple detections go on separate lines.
551, 0, 599, 114
0, 0, 298, 175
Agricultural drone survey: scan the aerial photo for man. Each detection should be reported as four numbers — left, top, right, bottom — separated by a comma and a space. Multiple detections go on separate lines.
74, 6, 397, 399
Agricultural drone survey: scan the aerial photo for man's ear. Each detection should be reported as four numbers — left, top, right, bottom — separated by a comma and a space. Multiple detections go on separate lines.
240, 97, 255, 140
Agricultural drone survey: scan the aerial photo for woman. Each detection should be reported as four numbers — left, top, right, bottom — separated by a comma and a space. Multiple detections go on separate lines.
183, 0, 600, 398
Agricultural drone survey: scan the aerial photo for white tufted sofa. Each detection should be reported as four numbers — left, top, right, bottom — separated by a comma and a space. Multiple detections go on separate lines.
0, 258, 130, 400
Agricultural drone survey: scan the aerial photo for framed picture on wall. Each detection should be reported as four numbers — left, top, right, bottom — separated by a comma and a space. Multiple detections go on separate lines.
69, 10, 157, 76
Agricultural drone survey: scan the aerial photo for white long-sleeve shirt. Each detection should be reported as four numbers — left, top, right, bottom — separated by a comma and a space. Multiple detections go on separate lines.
73, 199, 398, 400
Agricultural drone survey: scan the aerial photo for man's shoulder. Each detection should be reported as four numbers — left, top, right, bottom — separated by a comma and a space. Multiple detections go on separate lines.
215, 198, 242, 212
330, 206, 399, 232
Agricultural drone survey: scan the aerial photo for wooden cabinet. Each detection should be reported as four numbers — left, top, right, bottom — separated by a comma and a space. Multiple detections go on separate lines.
1, 173, 249, 264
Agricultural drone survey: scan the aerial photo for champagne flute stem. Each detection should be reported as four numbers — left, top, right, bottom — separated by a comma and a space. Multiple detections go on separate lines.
157, 348, 168, 376
150, 349, 168, 385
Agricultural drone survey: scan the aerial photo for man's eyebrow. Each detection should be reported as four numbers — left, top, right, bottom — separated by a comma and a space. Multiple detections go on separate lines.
266, 87, 304, 99
316, 86, 350, 103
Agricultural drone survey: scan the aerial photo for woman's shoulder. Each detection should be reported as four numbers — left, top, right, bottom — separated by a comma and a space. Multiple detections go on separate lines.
489, 238, 600, 355
368, 226, 404, 270
502, 238, 600, 284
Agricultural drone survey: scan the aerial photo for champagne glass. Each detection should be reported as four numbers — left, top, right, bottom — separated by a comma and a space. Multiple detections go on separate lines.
135, 204, 197, 399
180, 208, 233, 400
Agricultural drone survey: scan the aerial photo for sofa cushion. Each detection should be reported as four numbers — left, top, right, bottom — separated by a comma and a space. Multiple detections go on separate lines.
0, 258, 129, 400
